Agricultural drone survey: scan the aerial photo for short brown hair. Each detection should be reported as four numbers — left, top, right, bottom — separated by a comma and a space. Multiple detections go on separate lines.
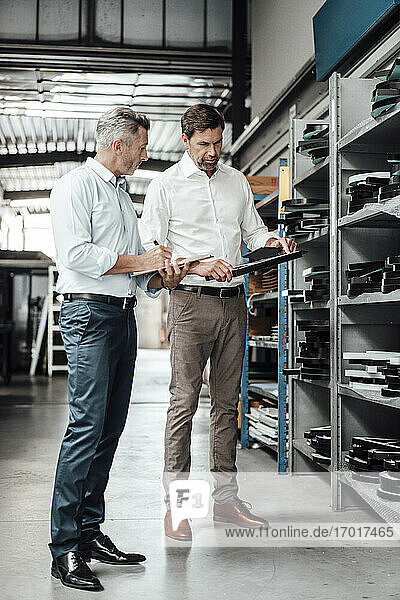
181, 104, 225, 139
96, 107, 150, 150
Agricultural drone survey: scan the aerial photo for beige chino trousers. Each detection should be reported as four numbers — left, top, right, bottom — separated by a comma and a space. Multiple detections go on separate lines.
163, 288, 247, 504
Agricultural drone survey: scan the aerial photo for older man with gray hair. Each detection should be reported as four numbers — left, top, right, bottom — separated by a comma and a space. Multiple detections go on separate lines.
49, 107, 187, 592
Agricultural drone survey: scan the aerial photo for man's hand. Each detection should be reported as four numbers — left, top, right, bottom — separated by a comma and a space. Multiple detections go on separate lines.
139, 245, 172, 271
159, 260, 190, 289
189, 259, 233, 282
266, 236, 297, 254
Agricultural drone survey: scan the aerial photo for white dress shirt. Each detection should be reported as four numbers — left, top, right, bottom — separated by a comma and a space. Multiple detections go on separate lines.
50, 157, 159, 298
139, 151, 279, 287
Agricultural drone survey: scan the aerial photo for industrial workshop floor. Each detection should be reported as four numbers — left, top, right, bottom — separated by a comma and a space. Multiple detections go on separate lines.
1, 349, 400, 600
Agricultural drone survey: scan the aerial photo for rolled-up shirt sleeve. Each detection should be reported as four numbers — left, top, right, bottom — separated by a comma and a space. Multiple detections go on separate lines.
133, 236, 161, 298
50, 176, 118, 279
240, 176, 280, 251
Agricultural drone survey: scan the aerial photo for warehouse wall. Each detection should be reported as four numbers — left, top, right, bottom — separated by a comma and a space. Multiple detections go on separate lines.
251, 0, 325, 119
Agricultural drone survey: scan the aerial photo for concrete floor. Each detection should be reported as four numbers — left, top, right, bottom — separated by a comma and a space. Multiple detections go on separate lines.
1, 349, 400, 600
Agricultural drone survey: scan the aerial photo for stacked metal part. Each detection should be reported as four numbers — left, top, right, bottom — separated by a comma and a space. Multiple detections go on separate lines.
378, 154, 400, 202
346, 254, 400, 297
371, 58, 400, 118
345, 437, 400, 483
280, 197, 329, 239
287, 265, 330, 304
296, 320, 330, 380
379, 459, 400, 501
345, 172, 390, 214
343, 351, 400, 397
304, 425, 331, 466
296, 123, 329, 165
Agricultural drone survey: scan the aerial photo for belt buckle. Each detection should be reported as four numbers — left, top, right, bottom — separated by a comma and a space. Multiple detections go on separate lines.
219, 288, 231, 299
123, 297, 135, 310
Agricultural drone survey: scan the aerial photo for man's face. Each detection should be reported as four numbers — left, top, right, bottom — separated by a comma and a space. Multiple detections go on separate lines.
117, 126, 148, 176
182, 126, 223, 174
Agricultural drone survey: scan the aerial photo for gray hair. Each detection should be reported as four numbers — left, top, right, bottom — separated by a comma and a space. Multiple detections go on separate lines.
96, 107, 150, 150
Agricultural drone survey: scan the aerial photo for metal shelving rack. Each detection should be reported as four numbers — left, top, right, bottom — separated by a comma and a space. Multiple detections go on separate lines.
288, 74, 400, 518
241, 166, 289, 470
288, 118, 331, 474
330, 72, 400, 513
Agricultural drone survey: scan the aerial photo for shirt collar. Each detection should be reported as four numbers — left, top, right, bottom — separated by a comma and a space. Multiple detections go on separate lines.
179, 151, 221, 179
86, 157, 126, 189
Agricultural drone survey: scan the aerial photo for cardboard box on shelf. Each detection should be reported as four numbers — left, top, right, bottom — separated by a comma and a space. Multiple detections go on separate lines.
246, 176, 278, 195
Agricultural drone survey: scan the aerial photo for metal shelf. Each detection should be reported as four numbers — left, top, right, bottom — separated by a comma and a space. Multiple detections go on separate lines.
338, 289, 400, 306
292, 376, 331, 390
338, 205, 400, 229
248, 291, 278, 303
292, 300, 330, 310
292, 438, 331, 471
255, 189, 279, 210
338, 104, 400, 153
340, 470, 400, 523
293, 156, 329, 187
249, 431, 278, 452
248, 339, 278, 349
338, 383, 400, 409
290, 226, 329, 246
248, 382, 278, 402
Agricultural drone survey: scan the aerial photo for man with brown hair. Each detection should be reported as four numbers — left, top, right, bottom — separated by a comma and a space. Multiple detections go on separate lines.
140, 104, 295, 542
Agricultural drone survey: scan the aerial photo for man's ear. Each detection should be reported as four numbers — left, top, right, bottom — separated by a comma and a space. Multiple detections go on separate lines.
182, 133, 189, 150
112, 138, 123, 154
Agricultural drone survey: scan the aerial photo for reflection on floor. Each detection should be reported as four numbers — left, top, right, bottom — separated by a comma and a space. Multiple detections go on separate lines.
0, 349, 399, 600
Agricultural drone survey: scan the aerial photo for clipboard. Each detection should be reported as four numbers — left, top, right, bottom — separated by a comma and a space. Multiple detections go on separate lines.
131, 254, 213, 277
205, 250, 304, 280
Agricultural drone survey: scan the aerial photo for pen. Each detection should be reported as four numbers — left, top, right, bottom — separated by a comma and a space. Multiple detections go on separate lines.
153, 240, 159, 246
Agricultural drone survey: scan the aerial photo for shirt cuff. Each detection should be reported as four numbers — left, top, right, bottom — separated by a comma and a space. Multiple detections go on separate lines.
98, 248, 118, 276
143, 272, 162, 298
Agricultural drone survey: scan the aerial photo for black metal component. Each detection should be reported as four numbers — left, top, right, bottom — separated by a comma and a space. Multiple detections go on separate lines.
0, 152, 174, 171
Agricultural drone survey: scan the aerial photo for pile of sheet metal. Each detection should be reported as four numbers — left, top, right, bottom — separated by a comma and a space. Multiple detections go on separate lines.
247, 405, 278, 448
296, 123, 329, 165
378, 154, 400, 202
280, 197, 329, 239
345, 172, 390, 214
371, 58, 400, 118
304, 425, 331, 466
378, 469, 400, 502
343, 350, 400, 397
296, 320, 330, 380
345, 436, 400, 483
345, 254, 400, 297
287, 265, 330, 304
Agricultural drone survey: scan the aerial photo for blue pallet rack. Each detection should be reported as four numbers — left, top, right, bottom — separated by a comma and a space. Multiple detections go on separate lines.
240, 165, 288, 471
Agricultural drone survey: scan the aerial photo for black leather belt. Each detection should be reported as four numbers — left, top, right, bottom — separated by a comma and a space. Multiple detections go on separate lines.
63, 293, 137, 310
175, 284, 244, 299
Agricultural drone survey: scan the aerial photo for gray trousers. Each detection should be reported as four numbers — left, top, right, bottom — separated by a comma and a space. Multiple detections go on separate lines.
163, 288, 247, 504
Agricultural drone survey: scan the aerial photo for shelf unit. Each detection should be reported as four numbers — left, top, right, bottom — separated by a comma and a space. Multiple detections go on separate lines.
329, 72, 400, 513
240, 166, 289, 471
288, 118, 332, 474
287, 75, 400, 517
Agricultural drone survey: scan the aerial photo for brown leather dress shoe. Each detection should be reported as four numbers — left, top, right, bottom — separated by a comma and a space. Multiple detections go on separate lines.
164, 510, 192, 542
213, 498, 269, 528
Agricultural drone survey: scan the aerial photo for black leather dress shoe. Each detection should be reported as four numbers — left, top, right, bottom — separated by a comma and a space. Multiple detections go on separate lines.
80, 533, 146, 565
51, 551, 103, 592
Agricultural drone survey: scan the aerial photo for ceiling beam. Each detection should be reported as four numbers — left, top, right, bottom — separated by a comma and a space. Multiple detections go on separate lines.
0, 152, 175, 170
4, 190, 145, 204
0, 44, 234, 77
